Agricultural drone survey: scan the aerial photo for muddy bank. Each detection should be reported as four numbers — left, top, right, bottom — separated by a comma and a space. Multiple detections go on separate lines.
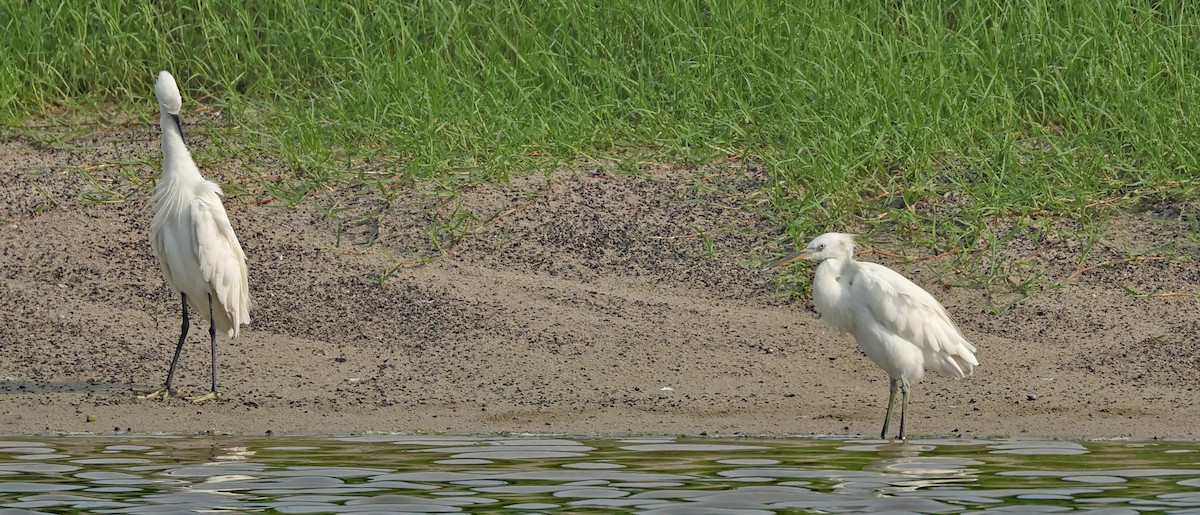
1, 122, 1198, 439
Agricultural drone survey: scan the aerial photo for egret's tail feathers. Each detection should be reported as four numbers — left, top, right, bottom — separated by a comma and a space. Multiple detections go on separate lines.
188, 293, 249, 338
925, 344, 979, 379
215, 299, 249, 338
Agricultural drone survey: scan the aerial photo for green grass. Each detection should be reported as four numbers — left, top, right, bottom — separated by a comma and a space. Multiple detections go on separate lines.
3, 1, 1200, 285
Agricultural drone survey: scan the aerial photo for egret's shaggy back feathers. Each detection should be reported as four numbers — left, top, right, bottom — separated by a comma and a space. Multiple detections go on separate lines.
850, 261, 977, 378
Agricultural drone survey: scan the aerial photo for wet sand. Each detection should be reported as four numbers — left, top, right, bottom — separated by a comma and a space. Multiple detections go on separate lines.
2, 122, 1198, 439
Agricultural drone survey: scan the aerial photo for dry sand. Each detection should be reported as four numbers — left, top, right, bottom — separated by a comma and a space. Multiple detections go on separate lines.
1, 120, 1198, 439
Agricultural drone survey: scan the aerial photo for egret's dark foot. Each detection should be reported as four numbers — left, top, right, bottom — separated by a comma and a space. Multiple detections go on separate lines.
188, 392, 224, 404
136, 388, 178, 400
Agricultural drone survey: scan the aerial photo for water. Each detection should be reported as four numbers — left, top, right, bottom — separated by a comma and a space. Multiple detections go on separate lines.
1, 434, 1199, 513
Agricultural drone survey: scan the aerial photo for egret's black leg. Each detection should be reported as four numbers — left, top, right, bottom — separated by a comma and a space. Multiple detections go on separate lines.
898, 380, 910, 441
164, 292, 189, 392
881, 378, 898, 440
184, 294, 223, 404
208, 293, 217, 395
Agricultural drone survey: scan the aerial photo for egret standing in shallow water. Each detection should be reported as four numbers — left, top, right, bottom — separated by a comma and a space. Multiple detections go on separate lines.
770, 233, 978, 440
142, 71, 250, 403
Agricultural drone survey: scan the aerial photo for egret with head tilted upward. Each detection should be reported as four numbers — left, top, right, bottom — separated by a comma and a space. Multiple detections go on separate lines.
770, 233, 978, 440
142, 70, 250, 403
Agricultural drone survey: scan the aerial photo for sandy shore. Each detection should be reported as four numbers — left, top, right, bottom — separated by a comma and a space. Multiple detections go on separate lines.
2, 122, 1198, 439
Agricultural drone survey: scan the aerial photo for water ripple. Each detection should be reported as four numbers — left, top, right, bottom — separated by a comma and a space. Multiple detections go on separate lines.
0, 435, 1197, 513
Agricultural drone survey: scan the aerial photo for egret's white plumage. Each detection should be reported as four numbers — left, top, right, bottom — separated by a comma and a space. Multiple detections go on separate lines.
772, 233, 978, 440
143, 70, 250, 402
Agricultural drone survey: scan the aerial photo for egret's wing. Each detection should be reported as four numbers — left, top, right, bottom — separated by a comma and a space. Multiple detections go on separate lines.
850, 262, 978, 378
191, 186, 250, 335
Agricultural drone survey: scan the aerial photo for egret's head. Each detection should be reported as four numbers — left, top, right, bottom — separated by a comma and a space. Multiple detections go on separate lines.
154, 71, 182, 115
768, 232, 856, 268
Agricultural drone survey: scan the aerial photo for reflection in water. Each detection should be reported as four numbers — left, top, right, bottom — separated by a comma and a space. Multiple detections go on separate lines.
0, 435, 1198, 513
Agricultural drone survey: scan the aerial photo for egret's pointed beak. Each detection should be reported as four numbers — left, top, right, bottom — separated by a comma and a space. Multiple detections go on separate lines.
171, 113, 186, 144
766, 249, 811, 270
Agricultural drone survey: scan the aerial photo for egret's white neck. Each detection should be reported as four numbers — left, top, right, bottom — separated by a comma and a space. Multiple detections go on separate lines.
158, 112, 199, 183
823, 253, 855, 271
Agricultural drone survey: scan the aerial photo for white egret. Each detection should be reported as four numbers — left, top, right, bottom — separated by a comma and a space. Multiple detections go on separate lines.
770, 233, 978, 440
142, 70, 250, 403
